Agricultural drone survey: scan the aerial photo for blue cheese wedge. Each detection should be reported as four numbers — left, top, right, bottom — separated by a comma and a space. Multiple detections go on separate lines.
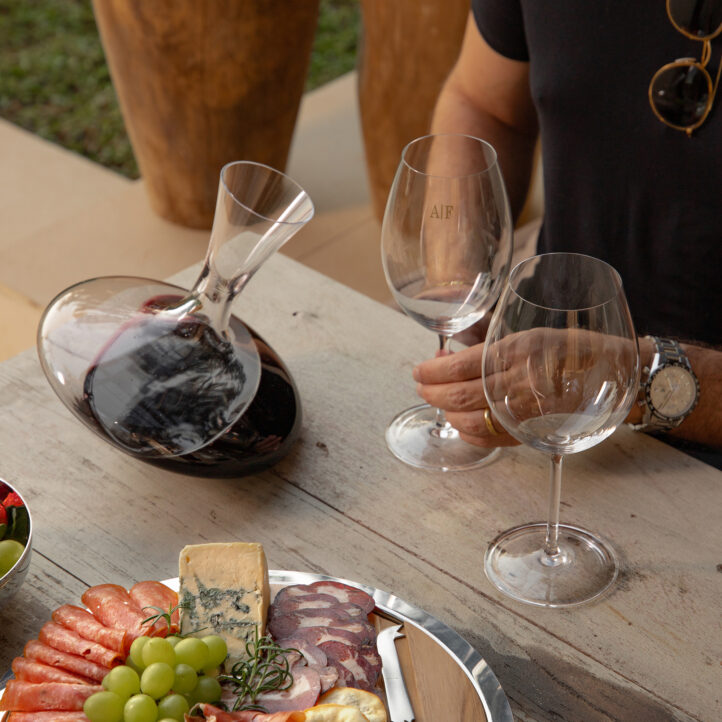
178, 541, 270, 671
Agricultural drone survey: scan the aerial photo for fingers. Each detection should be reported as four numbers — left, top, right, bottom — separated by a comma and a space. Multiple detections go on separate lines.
416, 376, 487, 412
445, 409, 520, 448
413, 343, 485, 384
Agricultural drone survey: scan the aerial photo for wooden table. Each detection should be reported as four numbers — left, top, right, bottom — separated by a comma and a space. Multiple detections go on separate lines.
0, 254, 719, 721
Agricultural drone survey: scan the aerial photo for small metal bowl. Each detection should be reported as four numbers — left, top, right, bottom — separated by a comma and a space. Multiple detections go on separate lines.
0, 480, 33, 610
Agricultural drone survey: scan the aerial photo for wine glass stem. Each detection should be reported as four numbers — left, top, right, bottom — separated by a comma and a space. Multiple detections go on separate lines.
434, 335, 450, 429
542, 453, 564, 565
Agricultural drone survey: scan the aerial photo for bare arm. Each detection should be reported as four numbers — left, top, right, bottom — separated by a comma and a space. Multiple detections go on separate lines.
431, 12, 539, 220
413, 338, 722, 451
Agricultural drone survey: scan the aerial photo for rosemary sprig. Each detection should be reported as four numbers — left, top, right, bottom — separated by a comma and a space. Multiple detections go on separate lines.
218, 625, 298, 712
141, 600, 189, 633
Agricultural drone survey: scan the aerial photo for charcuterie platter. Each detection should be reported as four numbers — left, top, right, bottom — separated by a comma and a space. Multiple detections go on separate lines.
0, 545, 512, 721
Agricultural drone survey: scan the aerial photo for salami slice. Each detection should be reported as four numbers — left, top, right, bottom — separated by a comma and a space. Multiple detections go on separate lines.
269, 593, 339, 617
39, 622, 122, 668
0, 680, 101, 712
11, 657, 93, 685
284, 625, 365, 649
23, 640, 108, 682
129, 580, 179, 634
6, 713, 90, 721
82, 583, 160, 644
52, 604, 127, 653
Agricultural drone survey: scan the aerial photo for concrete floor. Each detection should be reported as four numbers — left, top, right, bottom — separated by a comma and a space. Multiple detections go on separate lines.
0, 72, 389, 361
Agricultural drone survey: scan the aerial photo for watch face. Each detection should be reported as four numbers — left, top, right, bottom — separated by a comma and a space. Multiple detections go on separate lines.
648, 365, 698, 419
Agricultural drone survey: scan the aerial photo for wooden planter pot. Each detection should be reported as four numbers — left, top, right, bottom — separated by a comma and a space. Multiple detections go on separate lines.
358, 0, 470, 221
92, 0, 320, 229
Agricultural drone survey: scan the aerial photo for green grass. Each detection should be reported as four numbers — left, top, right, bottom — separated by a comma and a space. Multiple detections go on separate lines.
0, 0, 360, 178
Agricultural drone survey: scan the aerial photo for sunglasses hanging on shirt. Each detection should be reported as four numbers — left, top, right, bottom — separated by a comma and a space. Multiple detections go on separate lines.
649, 0, 722, 135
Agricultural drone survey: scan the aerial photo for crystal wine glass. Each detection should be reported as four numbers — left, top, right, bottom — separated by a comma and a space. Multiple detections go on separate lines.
482, 253, 640, 607
37, 161, 314, 466
381, 133, 513, 471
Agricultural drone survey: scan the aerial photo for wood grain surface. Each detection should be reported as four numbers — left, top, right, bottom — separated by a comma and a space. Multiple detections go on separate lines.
358, 0, 471, 220
92, 0, 320, 228
0, 254, 719, 721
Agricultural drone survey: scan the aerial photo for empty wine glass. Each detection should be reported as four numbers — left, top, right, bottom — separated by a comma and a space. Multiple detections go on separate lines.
38, 161, 314, 465
381, 133, 513, 471
482, 253, 640, 607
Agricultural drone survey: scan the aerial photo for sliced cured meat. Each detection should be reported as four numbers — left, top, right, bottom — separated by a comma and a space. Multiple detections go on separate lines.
270, 592, 339, 616
318, 641, 377, 691
38, 622, 122, 668
0, 680, 102, 712
5, 713, 90, 721
305, 582, 375, 614
324, 658, 354, 687
81, 584, 154, 642
52, 604, 127, 653
358, 644, 382, 684
254, 665, 321, 713
129, 580, 179, 634
317, 664, 340, 693
24, 639, 108, 682
269, 611, 375, 644
286, 625, 365, 648
274, 636, 327, 668
195, 705, 306, 721
11, 657, 93, 685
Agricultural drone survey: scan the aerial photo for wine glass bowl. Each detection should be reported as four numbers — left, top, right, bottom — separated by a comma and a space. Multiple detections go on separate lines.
37, 161, 313, 466
381, 133, 513, 471
482, 253, 640, 607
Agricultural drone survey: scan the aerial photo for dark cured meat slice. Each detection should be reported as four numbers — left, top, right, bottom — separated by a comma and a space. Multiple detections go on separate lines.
254, 665, 321, 713
273, 636, 327, 668
305, 581, 375, 614
11, 657, 93, 685
358, 644, 382, 683
0, 680, 102, 712
268, 611, 375, 644
23, 640, 108, 682
38, 622, 122, 668
283, 625, 364, 648
269, 593, 339, 617
129, 580, 179, 634
318, 641, 376, 691
273, 582, 374, 615
81, 584, 153, 643
52, 604, 127, 653
6, 713, 90, 721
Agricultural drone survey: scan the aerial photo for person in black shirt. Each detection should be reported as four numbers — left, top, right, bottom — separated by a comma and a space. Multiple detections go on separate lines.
413, 2, 722, 456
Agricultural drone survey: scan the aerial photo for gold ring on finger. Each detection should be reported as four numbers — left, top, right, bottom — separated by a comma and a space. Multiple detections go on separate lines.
484, 408, 501, 436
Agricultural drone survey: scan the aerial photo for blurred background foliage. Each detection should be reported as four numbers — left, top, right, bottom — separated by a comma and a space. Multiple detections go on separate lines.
0, 0, 360, 178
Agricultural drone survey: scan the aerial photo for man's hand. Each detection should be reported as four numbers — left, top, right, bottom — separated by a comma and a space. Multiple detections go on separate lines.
413, 343, 520, 448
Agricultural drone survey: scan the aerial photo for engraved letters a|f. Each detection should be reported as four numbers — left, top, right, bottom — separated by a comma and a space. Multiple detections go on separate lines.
430, 204, 454, 219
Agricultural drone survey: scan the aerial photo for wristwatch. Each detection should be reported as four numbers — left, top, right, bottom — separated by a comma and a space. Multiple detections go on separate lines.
631, 336, 699, 432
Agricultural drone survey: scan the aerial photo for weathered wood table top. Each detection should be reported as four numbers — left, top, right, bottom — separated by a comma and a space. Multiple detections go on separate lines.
0, 254, 719, 721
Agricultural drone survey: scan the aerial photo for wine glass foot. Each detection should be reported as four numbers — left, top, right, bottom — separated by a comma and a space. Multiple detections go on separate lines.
484, 522, 618, 608
386, 403, 501, 471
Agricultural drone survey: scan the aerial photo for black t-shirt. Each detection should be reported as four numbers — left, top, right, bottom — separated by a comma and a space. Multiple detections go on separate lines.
472, 0, 722, 346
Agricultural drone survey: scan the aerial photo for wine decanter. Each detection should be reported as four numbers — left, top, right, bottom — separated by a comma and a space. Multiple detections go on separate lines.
38, 161, 314, 465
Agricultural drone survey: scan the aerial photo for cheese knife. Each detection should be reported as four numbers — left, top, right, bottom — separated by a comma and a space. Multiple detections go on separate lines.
377, 624, 416, 722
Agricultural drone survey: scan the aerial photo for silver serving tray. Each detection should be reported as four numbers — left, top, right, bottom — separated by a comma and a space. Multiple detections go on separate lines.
1, 570, 513, 722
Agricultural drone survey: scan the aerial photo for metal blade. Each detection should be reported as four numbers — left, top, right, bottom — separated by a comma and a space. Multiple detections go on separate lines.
377, 624, 416, 722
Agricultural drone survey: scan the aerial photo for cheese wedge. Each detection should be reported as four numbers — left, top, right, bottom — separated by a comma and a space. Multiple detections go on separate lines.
178, 541, 270, 671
